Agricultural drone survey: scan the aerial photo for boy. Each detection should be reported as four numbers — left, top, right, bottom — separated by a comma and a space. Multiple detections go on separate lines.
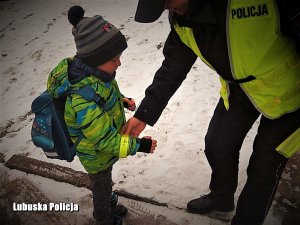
47, 6, 157, 225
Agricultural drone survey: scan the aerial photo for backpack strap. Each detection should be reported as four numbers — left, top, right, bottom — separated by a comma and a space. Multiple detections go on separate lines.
67, 86, 107, 110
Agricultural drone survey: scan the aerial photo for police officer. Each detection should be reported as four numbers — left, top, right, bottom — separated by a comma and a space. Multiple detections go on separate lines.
122, 1, 300, 224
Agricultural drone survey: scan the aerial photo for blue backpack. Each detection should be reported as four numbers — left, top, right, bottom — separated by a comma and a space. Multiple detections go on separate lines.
31, 86, 106, 162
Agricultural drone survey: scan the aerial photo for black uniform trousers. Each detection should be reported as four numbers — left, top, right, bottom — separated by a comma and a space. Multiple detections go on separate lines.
204, 83, 300, 225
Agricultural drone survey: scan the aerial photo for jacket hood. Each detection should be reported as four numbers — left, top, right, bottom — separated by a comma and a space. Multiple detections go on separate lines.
47, 57, 116, 98
47, 58, 73, 98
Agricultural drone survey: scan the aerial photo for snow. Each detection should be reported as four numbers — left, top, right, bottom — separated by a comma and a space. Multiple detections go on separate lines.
0, 0, 282, 224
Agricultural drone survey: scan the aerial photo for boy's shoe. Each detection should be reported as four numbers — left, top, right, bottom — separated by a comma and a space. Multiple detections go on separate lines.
114, 204, 128, 218
113, 215, 122, 225
187, 193, 235, 214
110, 192, 118, 209
92, 205, 127, 219
111, 192, 128, 218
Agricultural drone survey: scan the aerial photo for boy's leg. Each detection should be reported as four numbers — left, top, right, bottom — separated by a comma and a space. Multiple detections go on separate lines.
232, 109, 300, 225
89, 167, 114, 225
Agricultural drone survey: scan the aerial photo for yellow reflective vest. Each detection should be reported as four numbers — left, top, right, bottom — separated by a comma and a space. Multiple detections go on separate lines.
174, 0, 300, 157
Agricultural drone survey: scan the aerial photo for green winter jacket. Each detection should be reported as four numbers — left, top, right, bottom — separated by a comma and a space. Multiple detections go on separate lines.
47, 58, 140, 174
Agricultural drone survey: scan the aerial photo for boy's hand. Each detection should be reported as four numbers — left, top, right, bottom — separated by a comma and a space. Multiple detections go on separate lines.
122, 98, 136, 111
138, 136, 157, 153
143, 136, 157, 153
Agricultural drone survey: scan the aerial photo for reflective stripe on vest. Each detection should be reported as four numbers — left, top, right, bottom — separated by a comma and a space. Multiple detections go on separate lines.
276, 128, 300, 158
173, 0, 300, 119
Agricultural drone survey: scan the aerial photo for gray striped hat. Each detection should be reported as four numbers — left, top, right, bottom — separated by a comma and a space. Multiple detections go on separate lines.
68, 6, 127, 67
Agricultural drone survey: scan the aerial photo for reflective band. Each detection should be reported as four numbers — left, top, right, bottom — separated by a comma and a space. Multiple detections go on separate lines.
119, 135, 130, 158
276, 128, 300, 158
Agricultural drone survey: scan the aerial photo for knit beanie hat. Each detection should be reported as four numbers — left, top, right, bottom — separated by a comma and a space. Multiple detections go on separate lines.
68, 6, 127, 67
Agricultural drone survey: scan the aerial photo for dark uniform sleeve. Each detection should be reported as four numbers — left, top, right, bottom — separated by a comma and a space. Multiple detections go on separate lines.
276, 0, 300, 52
134, 29, 197, 126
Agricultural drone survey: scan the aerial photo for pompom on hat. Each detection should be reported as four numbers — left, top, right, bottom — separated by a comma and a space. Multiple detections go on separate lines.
68, 6, 127, 67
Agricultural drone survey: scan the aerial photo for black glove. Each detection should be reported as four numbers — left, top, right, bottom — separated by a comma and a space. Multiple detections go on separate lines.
138, 138, 152, 153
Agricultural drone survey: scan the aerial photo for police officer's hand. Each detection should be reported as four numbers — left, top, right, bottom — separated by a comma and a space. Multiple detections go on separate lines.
122, 117, 146, 137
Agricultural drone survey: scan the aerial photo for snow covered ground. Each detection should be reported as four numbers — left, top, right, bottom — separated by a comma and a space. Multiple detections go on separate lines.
0, 0, 283, 224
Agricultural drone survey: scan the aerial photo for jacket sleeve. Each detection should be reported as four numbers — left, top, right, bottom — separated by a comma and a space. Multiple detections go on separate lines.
71, 96, 139, 157
276, 0, 300, 52
134, 29, 198, 126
